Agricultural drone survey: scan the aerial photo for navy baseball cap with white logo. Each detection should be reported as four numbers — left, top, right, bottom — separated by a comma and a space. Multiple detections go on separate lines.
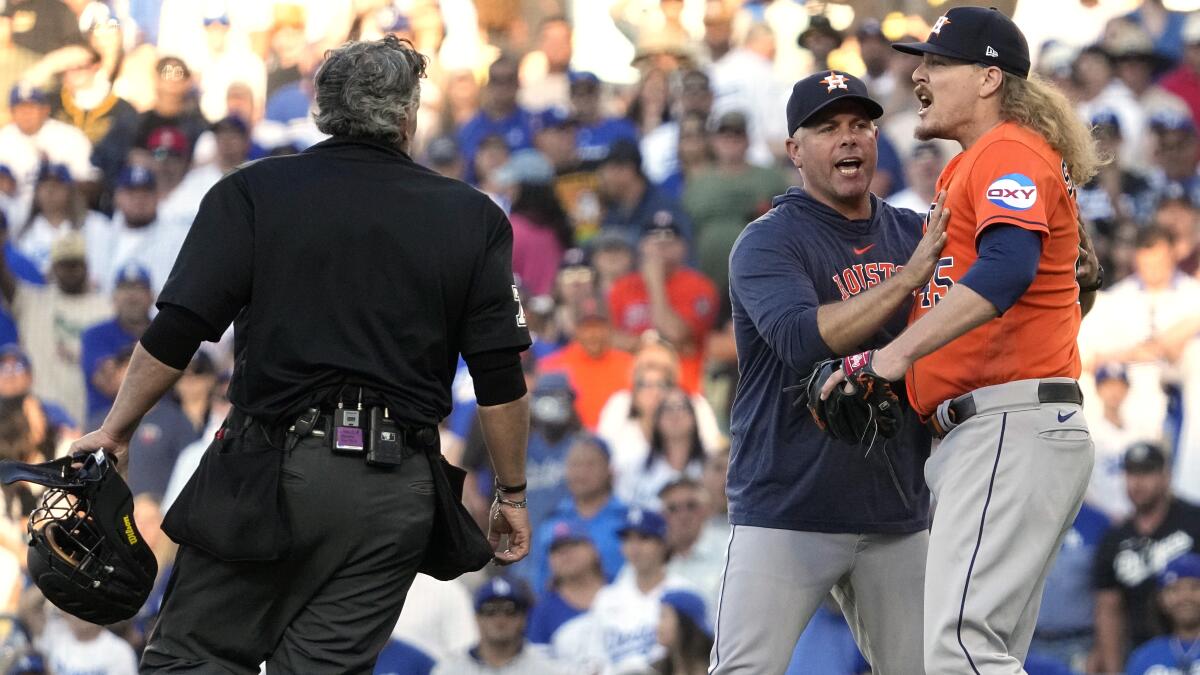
786, 70, 883, 136
893, 6, 1030, 80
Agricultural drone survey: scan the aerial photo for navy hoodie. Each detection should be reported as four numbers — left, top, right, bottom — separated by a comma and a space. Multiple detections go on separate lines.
727, 187, 932, 533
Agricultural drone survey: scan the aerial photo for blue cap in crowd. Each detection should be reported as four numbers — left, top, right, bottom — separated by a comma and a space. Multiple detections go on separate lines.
619, 507, 667, 540
1160, 553, 1200, 587
894, 6, 1031, 79
473, 576, 531, 612
662, 590, 711, 637
786, 71, 883, 136
1090, 110, 1121, 133
117, 165, 156, 190
493, 149, 555, 187
9, 83, 47, 107
1150, 109, 1195, 134
549, 521, 594, 550
535, 107, 575, 133
569, 71, 601, 90
0, 165, 13, 182
533, 371, 575, 396
0, 344, 31, 372
36, 163, 72, 184
571, 432, 611, 460
114, 262, 152, 288
1094, 363, 1128, 385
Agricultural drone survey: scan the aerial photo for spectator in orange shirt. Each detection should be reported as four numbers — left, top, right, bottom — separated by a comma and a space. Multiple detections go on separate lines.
539, 297, 634, 430
608, 216, 718, 393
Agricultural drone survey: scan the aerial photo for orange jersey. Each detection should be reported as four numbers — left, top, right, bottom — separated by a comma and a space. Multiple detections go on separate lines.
906, 122, 1082, 417
608, 268, 719, 394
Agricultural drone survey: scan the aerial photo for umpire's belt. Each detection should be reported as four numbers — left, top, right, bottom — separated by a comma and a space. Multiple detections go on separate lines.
928, 380, 1083, 438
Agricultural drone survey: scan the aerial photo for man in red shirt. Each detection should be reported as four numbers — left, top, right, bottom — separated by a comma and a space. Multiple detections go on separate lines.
539, 297, 634, 430
607, 215, 718, 394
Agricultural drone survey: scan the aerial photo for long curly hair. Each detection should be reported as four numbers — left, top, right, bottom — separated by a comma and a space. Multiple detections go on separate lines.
999, 72, 1105, 184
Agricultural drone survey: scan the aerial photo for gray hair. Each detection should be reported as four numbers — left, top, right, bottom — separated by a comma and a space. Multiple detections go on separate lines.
313, 36, 428, 146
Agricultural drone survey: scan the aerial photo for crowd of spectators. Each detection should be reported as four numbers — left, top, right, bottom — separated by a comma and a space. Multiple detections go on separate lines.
1, 0, 1200, 673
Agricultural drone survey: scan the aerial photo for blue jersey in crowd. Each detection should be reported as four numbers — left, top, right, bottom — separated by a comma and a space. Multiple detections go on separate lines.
457, 107, 536, 182
527, 589, 586, 644
576, 118, 639, 163
80, 319, 138, 420
1126, 636, 1200, 675
1036, 502, 1110, 634
726, 188, 930, 533
530, 496, 628, 592
373, 639, 435, 675
127, 399, 200, 498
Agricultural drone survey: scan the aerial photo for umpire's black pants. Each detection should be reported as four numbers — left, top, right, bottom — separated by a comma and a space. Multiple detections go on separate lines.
141, 432, 435, 674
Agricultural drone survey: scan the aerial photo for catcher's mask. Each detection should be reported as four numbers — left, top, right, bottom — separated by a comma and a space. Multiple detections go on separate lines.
0, 451, 157, 625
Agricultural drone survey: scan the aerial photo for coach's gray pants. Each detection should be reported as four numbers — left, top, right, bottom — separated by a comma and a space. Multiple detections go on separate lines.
708, 525, 927, 674
924, 378, 1093, 675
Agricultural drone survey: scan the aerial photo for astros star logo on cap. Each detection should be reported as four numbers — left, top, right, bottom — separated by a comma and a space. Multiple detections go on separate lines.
931, 15, 951, 35
820, 72, 849, 93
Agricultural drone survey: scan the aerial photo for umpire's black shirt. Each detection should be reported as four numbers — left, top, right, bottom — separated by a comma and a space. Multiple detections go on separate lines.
158, 136, 531, 426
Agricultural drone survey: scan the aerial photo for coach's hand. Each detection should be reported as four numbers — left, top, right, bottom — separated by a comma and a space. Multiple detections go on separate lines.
488, 494, 531, 565
69, 427, 131, 478
900, 191, 950, 291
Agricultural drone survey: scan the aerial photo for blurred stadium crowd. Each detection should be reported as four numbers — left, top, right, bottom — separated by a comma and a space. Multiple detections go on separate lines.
1, 0, 1200, 673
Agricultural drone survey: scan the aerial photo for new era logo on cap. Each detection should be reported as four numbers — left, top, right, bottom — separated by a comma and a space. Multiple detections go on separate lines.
893, 7, 1031, 80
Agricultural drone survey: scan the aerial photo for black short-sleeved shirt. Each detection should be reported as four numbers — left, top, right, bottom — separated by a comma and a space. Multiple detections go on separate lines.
158, 136, 531, 426
1093, 498, 1200, 648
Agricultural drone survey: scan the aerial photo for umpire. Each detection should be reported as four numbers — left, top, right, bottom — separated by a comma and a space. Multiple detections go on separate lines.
70, 36, 533, 673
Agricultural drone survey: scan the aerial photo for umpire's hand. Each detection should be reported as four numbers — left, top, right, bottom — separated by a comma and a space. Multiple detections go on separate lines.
70, 428, 131, 479
488, 496, 531, 564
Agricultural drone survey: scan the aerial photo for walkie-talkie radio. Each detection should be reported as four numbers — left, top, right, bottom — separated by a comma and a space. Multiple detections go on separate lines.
366, 407, 405, 466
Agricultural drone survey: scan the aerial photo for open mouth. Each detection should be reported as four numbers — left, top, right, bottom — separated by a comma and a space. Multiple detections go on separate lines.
916, 88, 933, 116
835, 158, 863, 177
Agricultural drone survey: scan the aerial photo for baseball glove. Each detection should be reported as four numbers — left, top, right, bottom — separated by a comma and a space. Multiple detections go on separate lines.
789, 350, 903, 443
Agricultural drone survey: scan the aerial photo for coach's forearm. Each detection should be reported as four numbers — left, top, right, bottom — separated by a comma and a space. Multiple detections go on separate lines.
100, 343, 185, 441
817, 270, 923, 355
476, 394, 530, 491
883, 284, 998, 367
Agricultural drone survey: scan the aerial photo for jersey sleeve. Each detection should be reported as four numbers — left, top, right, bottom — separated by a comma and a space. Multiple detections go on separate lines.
156, 172, 255, 339
967, 140, 1055, 243
458, 201, 532, 356
728, 224, 831, 373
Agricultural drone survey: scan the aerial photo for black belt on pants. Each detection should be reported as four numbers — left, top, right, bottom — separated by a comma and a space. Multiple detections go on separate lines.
225, 407, 438, 456
929, 381, 1083, 438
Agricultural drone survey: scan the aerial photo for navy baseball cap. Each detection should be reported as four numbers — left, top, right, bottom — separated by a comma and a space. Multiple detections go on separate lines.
893, 6, 1031, 80
114, 262, 152, 288
1094, 363, 1128, 384
549, 521, 594, 550
473, 576, 530, 612
9, 83, 48, 107
641, 209, 682, 239
786, 71, 883, 136
36, 163, 72, 184
1160, 553, 1200, 587
569, 71, 601, 90
618, 507, 667, 540
117, 165, 156, 190
0, 344, 31, 372
1150, 109, 1196, 134
535, 107, 575, 132
661, 590, 711, 636
1090, 110, 1122, 133
1124, 441, 1167, 473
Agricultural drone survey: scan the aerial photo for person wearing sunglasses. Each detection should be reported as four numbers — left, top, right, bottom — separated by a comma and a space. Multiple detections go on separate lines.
434, 576, 573, 675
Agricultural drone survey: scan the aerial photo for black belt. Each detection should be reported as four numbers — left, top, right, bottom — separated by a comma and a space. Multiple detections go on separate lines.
929, 381, 1083, 438
225, 407, 438, 453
